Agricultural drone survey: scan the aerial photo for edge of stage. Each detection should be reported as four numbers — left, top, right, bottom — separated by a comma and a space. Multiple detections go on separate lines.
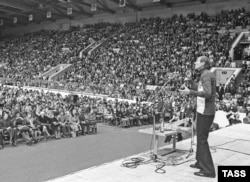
46, 124, 250, 182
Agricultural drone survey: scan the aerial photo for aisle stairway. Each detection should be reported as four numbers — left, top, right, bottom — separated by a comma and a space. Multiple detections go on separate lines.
42, 64, 73, 81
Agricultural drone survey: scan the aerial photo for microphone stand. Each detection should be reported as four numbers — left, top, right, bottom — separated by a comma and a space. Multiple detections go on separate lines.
152, 111, 157, 161
183, 71, 196, 159
186, 112, 195, 159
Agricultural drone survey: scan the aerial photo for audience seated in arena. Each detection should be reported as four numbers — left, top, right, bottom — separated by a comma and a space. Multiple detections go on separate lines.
1, 9, 245, 101
1, 8, 250, 150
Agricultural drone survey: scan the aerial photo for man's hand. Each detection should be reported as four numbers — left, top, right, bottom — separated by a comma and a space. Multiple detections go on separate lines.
179, 85, 191, 95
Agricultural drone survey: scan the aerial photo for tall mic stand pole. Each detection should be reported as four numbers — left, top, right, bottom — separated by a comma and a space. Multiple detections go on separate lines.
152, 111, 157, 160
186, 112, 195, 159
184, 74, 195, 159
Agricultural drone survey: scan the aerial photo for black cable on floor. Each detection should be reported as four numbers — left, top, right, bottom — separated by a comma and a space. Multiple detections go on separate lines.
155, 162, 166, 174
122, 129, 250, 173
121, 157, 152, 169
213, 147, 250, 156
209, 139, 250, 156
124, 136, 250, 174
171, 158, 195, 166
191, 138, 250, 155
212, 139, 250, 147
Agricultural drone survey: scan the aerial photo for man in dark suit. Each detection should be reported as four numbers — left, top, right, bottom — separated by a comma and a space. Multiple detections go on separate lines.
217, 84, 224, 101
180, 56, 216, 178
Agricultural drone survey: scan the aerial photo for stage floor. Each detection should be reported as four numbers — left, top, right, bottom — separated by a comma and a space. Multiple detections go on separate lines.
46, 124, 250, 182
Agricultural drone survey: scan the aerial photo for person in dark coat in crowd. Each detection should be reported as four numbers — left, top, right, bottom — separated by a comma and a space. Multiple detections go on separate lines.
217, 84, 224, 101
0, 111, 17, 147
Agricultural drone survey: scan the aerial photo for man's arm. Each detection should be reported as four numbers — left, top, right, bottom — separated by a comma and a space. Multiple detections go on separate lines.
189, 80, 198, 91
189, 75, 212, 99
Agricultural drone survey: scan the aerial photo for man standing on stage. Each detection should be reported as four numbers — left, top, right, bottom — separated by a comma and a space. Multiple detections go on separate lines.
179, 56, 216, 178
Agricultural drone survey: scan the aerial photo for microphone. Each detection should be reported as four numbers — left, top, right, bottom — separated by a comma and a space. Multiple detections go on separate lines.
181, 70, 194, 90
185, 70, 193, 81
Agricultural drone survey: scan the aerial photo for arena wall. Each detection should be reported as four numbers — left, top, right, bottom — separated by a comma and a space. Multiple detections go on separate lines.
1, 0, 249, 36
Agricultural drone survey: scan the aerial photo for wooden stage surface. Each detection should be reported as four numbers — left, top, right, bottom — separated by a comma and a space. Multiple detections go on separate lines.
46, 124, 250, 182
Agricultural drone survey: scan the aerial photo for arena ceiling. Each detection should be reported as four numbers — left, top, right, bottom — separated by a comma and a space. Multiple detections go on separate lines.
0, 0, 225, 28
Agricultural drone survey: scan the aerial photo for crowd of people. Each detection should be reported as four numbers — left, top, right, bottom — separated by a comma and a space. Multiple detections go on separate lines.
1, 8, 250, 149
0, 23, 121, 80
0, 86, 100, 149
2, 76, 250, 150
1, 9, 247, 101
60, 11, 237, 100
0, 86, 192, 149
